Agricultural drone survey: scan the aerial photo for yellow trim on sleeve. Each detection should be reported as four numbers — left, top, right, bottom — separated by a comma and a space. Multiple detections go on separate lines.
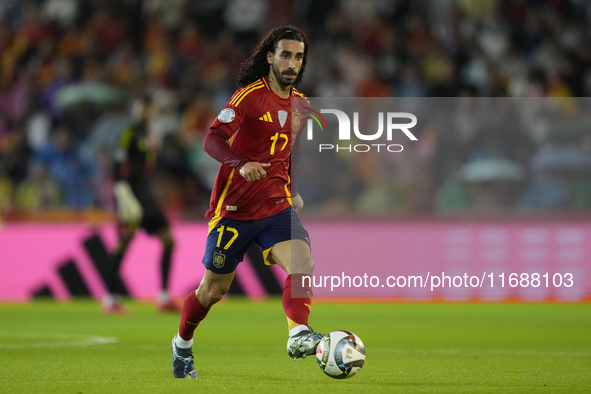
234, 85, 264, 107
229, 80, 262, 105
229, 81, 263, 106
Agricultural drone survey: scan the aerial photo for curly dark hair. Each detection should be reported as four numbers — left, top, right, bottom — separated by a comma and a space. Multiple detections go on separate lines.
237, 25, 308, 87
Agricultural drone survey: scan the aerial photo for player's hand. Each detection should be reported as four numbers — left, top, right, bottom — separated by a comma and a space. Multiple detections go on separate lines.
239, 162, 271, 181
114, 181, 143, 224
292, 194, 304, 213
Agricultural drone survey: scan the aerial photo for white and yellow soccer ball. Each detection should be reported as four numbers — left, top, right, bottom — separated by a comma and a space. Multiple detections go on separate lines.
315, 330, 365, 379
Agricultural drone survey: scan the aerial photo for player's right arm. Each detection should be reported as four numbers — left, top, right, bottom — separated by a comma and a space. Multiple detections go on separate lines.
202, 128, 270, 181
204, 94, 270, 182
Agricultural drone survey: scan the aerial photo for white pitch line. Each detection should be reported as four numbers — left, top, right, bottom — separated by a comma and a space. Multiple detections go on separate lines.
371, 347, 591, 357
0, 333, 117, 349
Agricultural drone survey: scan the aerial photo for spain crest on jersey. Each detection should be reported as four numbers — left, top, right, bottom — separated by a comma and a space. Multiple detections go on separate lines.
292, 111, 301, 141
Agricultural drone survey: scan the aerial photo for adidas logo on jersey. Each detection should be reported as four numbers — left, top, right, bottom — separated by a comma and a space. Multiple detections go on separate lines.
259, 111, 273, 122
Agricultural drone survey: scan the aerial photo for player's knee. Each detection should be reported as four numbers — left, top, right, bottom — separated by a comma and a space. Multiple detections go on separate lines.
199, 282, 229, 307
203, 291, 223, 308
211, 286, 227, 304
294, 256, 314, 275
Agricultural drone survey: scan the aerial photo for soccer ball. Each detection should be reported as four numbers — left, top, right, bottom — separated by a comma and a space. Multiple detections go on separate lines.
315, 330, 365, 379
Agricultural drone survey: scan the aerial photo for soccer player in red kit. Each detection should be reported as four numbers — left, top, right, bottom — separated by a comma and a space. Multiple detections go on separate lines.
171, 26, 321, 379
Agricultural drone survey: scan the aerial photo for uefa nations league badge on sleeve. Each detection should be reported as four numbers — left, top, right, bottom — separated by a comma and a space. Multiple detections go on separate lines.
218, 108, 236, 123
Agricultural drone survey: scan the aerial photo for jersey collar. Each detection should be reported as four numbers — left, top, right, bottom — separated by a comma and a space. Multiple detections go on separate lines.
262, 75, 294, 99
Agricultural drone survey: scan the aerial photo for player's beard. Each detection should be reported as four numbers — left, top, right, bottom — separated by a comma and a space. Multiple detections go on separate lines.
272, 63, 297, 87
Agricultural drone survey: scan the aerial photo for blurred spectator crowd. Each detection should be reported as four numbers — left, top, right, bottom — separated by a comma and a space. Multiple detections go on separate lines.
1, 0, 591, 221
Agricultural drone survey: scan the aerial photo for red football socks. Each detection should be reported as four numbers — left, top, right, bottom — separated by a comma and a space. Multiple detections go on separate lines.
178, 291, 210, 340
282, 274, 312, 329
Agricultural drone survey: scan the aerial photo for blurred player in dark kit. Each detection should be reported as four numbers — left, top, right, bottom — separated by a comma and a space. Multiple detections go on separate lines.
170, 26, 321, 378
102, 96, 180, 314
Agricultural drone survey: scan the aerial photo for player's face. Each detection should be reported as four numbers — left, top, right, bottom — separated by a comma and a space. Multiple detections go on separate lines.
267, 39, 305, 87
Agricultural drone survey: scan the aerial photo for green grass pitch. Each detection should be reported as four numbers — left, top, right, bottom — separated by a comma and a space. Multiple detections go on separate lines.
1, 298, 590, 393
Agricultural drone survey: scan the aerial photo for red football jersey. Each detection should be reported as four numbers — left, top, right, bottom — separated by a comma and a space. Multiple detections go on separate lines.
206, 76, 308, 221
